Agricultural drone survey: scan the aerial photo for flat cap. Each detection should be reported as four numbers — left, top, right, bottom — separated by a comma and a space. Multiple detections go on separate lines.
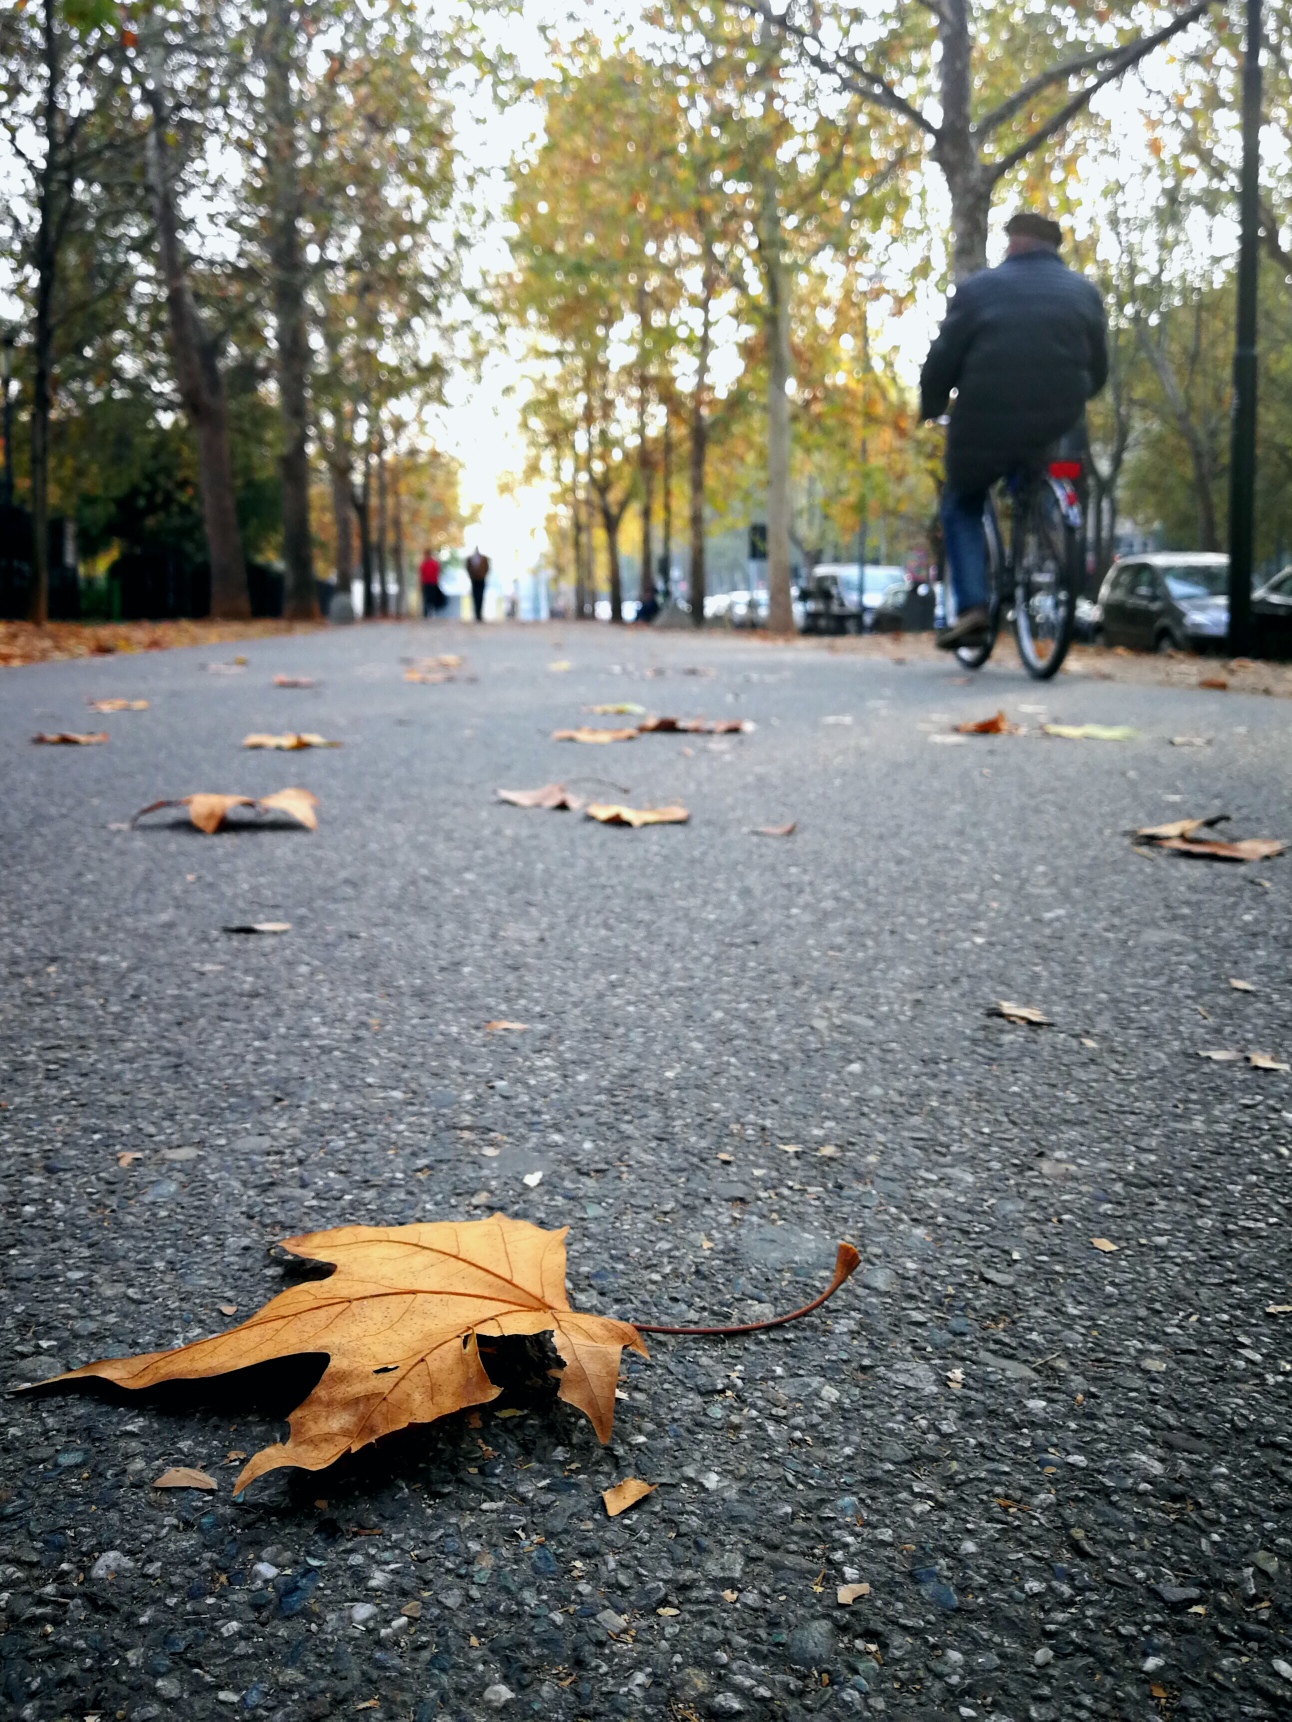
1005, 211, 1063, 248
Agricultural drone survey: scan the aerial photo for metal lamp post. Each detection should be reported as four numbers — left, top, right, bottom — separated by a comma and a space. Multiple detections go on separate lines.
1226, 0, 1262, 655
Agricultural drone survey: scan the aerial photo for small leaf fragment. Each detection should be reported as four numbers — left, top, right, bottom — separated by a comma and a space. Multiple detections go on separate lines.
587, 702, 645, 715
484, 1020, 527, 1032
87, 698, 148, 712
752, 822, 796, 837
32, 731, 108, 745
992, 1001, 1051, 1026
602, 1477, 655, 1517
1091, 1238, 1119, 1253
836, 1583, 871, 1606
1198, 1049, 1243, 1062
242, 733, 340, 750
1230, 979, 1256, 991
1248, 1053, 1290, 1072
273, 675, 315, 687
956, 711, 1018, 735
1266, 1305, 1292, 1315
552, 727, 638, 744
584, 803, 688, 827
153, 1467, 217, 1491
257, 788, 319, 830
223, 922, 292, 935
1041, 723, 1135, 741
496, 784, 586, 810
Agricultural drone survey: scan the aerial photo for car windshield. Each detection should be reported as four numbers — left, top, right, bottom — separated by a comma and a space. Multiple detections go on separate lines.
1162, 564, 1228, 601
837, 567, 899, 601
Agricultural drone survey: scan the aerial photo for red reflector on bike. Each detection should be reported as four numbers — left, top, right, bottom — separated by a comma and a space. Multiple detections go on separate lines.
1048, 460, 1082, 478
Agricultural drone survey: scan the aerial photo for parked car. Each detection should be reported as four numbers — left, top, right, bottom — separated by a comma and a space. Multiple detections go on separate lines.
1097, 553, 1230, 652
871, 579, 937, 633
799, 563, 906, 633
1255, 566, 1292, 616
1073, 594, 1103, 643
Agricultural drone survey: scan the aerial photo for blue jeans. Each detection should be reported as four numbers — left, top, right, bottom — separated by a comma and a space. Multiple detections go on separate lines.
941, 484, 990, 614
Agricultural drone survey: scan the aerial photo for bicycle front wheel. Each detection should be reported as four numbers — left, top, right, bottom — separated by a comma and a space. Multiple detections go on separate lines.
1013, 480, 1078, 680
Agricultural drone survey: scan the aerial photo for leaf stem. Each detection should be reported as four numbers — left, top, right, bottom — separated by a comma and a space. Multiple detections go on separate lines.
631, 1242, 861, 1335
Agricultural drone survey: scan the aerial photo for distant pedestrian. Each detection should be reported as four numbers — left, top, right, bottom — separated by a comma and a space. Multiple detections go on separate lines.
466, 547, 490, 623
419, 548, 444, 618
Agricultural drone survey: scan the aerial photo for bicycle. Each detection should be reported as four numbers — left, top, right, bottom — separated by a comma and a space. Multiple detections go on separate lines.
939, 452, 1085, 681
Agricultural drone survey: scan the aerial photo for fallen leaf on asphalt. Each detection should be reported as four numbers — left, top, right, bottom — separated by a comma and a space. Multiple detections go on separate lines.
222, 922, 291, 935
657, 1605, 680, 1617
992, 1002, 1051, 1026
406, 653, 462, 670
602, 1478, 655, 1517
1267, 1304, 1292, 1315
131, 789, 318, 834
1134, 816, 1283, 863
1150, 1684, 1168, 1700
273, 675, 315, 687
152, 1467, 217, 1491
404, 668, 455, 683
38, 1216, 646, 1491
523, 1171, 543, 1188
485, 1020, 527, 1032
955, 711, 1018, 735
87, 698, 148, 712
752, 822, 796, 837
1230, 979, 1256, 992
587, 702, 646, 715
1248, 1053, 1290, 1072
778, 1143, 803, 1154
722, 1588, 739, 1603
584, 803, 689, 827
219, 1303, 237, 1315
117, 1151, 142, 1167
836, 1583, 871, 1606
552, 727, 638, 744
1199, 676, 1228, 690
242, 733, 340, 750
32, 731, 108, 745
1198, 1049, 1243, 1062
817, 1144, 841, 1158
548, 660, 572, 672
637, 716, 754, 734
496, 784, 586, 810
1169, 735, 1210, 747
1042, 722, 1136, 741
946, 1367, 964, 1389
1091, 1238, 1119, 1252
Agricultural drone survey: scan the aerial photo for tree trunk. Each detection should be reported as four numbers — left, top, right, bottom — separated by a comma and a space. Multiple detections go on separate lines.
763, 204, 794, 635
661, 407, 672, 600
930, 0, 994, 280
637, 295, 654, 608
1138, 326, 1221, 552
354, 463, 373, 618
27, 0, 61, 626
391, 454, 404, 615
598, 494, 623, 620
376, 441, 388, 616
264, 0, 315, 618
689, 258, 713, 629
571, 450, 588, 621
329, 457, 352, 589
144, 73, 248, 619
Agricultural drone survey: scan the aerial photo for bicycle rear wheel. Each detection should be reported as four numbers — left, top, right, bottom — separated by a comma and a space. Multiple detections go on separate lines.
953, 501, 1004, 670
1013, 479, 1078, 680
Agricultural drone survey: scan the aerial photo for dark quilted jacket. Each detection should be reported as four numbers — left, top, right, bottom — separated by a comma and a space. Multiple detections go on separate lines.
920, 251, 1108, 486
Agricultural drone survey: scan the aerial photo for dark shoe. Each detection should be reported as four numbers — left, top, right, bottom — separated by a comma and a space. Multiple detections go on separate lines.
936, 606, 990, 651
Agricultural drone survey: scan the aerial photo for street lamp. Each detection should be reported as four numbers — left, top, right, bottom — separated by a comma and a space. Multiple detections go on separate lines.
1226, 0, 1262, 655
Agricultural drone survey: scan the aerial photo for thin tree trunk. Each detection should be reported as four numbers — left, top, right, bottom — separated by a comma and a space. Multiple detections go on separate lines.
376, 439, 388, 616
763, 201, 794, 635
930, 0, 993, 280
355, 458, 373, 618
392, 454, 404, 616
637, 291, 654, 608
661, 406, 672, 601
144, 69, 248, 619
26, 0, 62, 625
329, 458, 352, 590
689, 259, 713, 629
264, 0, 315, 618
571, 449, 588, 621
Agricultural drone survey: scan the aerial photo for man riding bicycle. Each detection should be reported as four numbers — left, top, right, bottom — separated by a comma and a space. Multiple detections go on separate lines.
920, 212, 1108, 651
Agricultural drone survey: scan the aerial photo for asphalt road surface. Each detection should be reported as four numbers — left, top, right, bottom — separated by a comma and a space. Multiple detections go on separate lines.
2, 619, 1291, 1722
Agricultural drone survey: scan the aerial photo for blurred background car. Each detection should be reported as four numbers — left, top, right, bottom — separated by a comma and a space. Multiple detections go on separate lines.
1097, 553, 1229, 652
870, 579, 937, 633
1073, 594, 1103, 643
798, 563, 906, 633
1255, 566, 1292, 617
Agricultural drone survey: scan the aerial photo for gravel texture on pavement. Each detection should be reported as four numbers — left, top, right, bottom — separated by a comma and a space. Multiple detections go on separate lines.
2, 620, 1291, 1722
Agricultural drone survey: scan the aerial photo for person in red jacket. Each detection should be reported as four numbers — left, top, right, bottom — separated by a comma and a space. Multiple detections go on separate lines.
419, 549, 444, 618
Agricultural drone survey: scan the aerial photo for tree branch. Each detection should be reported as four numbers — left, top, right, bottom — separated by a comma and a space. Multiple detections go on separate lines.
742, 0, 937, 136
975, 45, 1123, 138
987, 0, 1214, 180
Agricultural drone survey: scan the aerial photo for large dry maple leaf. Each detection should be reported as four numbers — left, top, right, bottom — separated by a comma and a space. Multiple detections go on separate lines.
47, 1216, 645, 1493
